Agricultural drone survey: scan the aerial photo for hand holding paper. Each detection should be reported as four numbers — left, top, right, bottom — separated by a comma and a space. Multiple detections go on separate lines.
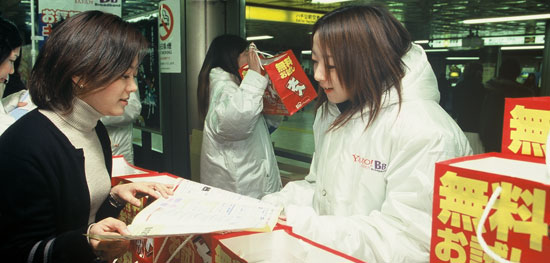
111, 181, 174, 207
89, 217, 131, 261
89, 178, 282, 241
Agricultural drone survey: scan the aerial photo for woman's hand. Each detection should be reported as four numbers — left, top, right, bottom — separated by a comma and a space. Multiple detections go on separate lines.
89, 217, 130, 262
248, 42, 262, 74
111, 182, 174, 207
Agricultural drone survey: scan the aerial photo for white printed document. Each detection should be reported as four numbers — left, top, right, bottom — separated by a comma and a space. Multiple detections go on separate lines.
91, 179, 282, 240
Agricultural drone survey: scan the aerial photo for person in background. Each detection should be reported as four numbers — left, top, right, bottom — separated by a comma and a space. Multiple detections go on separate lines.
2, 50, 26, 97
522, 72, 538, 96
197, 34, 282, 199
0, 16, 33, 135
101, 88, 142, 164
262, 5, 472, 262
436, 72, 452, 113
453, 62, 485, 154
479, 58, 534, 153
0, 11, 173, 263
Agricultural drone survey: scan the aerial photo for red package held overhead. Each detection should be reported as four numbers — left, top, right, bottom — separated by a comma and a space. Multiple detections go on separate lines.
240, 50, 317, 116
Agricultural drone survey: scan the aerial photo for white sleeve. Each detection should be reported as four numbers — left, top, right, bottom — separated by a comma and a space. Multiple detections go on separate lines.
2, 90, 26, 112
206, 70, 267, 141
283, 133, 469, 262
101, 90, 142, 127
0, 112, 16, 136
264, 114, 283, 130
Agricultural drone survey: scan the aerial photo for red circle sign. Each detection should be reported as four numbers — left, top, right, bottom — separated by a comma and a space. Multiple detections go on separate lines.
159, 4, 174, 41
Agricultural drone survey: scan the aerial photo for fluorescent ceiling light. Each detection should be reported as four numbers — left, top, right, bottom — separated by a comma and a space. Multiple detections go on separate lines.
501, 45, 544, 50
425, 49, 449, 52
246, 35, 274, 41
301, 50, 312, 55
463, 13, 550, 24
446, 57, 479, 60
312, 0, 353, 3
414, 40, 429, 44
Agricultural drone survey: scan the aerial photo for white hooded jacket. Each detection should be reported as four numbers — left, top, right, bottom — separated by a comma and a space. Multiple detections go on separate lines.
262, 44, 472, 262
101, 91, 141, 164
0, 85, 34, 136
200, 67, 282, 199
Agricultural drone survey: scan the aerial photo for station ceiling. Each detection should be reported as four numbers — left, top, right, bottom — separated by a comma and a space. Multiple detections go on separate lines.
1, 0, 548, 52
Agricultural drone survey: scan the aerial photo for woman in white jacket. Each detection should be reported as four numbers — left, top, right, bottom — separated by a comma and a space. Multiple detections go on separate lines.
0, 16, 30, 135
197, 35, 282, 199
262, 5, 472, 262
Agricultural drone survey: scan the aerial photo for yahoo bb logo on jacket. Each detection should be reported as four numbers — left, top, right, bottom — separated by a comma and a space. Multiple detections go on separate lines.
100, 0, 118, 3
352, 154, 387, 172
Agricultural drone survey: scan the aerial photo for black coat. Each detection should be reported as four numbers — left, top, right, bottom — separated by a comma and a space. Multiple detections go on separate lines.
0, 109, 119, 263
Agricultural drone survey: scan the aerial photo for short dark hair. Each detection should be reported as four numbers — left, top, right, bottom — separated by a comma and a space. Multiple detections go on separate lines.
29, 10, 149, 113
313, 5, 411, 130
197, 34, 248, 120
498, 58, 521, 81
0, 16, 23, 65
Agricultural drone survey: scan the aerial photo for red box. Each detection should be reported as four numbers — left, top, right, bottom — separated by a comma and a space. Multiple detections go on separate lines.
430, 153, 549, 263
211, 224, 363, 263
501, 97, 550, 159
240, 50, 317, 116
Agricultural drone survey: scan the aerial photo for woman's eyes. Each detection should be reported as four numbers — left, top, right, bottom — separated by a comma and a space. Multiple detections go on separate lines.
122, 74, 138, 79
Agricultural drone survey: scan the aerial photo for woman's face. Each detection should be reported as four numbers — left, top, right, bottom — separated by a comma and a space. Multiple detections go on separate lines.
80, 57, 138, 116
237, 49, 248, 68
312, 34, 348, 104
0, 47, 21, 84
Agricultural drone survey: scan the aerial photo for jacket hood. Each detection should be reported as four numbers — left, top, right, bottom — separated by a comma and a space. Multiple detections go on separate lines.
381, 43, 439, 107
327, 44, 439, 117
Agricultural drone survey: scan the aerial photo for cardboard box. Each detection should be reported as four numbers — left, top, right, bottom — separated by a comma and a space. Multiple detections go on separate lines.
211, 225, 362, 263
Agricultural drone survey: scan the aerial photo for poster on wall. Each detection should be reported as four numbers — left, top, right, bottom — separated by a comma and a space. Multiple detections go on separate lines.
133, 18, 162, 133
38, 0, 122, 45
158, 0, 181, 73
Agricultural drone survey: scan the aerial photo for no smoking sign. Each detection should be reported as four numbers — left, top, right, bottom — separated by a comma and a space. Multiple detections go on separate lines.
159, 3, 174, 41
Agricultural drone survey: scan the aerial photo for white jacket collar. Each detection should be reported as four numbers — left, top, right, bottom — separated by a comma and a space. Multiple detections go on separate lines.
210, 67, 240, 84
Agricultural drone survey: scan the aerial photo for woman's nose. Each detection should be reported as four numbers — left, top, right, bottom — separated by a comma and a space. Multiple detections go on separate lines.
314, 64, 325, 82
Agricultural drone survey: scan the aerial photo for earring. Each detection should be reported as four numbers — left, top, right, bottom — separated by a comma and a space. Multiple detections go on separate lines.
79, 84, 84, 89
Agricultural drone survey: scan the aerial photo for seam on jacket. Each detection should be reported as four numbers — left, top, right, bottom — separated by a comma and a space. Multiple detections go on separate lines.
43, 238, 55, 263
27, 240, 43, 263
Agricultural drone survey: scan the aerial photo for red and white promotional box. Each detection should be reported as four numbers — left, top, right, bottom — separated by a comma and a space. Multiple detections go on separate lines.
211, 224, 363, 263
240, 50, 317, 116
501, 96, 550, 159
430, 153, 549, 263
430, 97, 550, 262
111, 155, 159, 185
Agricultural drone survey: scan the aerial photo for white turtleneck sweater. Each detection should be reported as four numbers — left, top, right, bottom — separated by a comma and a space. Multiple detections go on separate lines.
39, 99, 111, 224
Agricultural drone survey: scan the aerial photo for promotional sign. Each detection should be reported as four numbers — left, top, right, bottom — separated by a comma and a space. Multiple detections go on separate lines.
38, 0, 121, 43
501, 97, 550, 159
430, 153, 549, 263
159, 0, 181, 73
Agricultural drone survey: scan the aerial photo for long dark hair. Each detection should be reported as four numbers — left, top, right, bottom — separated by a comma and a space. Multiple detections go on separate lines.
0, 16, 22, 65
313, 5, 411, 130
29, 10, 149, 113
197, 34, 248, 121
